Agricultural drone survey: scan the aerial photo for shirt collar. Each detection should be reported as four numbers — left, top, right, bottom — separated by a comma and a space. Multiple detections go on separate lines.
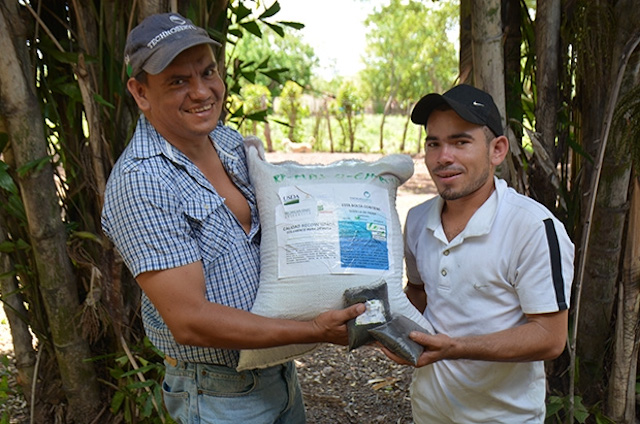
425, 177, 506, 244
128, 115, 246, 192
129, 114, 238, 165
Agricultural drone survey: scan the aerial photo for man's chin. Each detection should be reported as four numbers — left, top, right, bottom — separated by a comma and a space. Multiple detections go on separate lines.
436, 184, 457, 201
439, 191, 460, 201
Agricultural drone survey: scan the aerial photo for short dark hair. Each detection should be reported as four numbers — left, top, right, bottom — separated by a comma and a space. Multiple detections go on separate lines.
482, 126, 496, 143
134, 71, 148, 85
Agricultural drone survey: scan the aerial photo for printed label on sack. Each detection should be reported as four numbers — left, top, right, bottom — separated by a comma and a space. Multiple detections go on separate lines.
275, 183, 392, 278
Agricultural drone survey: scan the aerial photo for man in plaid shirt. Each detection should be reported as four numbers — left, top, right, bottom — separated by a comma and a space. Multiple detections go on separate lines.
102, 13, 363, 424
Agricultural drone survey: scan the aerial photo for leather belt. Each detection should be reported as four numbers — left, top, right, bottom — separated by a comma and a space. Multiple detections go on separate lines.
164, 355, 178, 367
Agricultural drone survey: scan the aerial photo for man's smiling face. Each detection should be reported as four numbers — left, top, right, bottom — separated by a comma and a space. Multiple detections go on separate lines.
130, 44, 225, 147
424, 108, 495, 202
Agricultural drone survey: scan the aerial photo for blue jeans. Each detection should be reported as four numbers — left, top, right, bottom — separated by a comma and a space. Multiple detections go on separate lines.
162, 359, 306, 424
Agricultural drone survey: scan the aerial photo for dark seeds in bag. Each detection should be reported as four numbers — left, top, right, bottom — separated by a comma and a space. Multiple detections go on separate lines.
368, 314, 429, 365
343, 281, 391, 350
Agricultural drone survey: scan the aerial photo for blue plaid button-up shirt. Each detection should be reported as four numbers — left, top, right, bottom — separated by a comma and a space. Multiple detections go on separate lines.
102, 116, 260, 367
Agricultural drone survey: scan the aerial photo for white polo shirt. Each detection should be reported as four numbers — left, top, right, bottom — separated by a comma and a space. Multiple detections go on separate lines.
404, 177, 574, 423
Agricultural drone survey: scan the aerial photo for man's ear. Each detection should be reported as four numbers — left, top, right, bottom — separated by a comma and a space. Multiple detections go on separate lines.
490, 135, 510, 166
127, 78, 150, 112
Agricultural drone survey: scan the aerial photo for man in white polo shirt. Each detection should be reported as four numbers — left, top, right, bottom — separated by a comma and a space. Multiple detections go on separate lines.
385, 84, 574, 423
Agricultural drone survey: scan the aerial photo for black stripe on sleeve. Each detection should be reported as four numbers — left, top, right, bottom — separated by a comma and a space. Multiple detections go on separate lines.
543, 218, 568, 310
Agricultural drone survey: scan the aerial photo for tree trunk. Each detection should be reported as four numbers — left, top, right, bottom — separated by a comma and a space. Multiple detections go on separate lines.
575, 0, 640, 403
313, 110, 322, 144
400, 104, 413, 152
264, 122, 273, 152
576, 95, 633, 402
503, 0, 522, 134
325, 103, 334, 153
531, 0, 561, 209
607, 176, 640, 423
0, 4, 101, 422
347, 113, 355, 152
459, 0, 473, 84
471, 0, 517, 187
140, 0, 170, 19
471, 0, 504, 100
71, 1, 108, 206
0, 214, 35, 403
379, 94, 394, 153
288, 109, 297, 141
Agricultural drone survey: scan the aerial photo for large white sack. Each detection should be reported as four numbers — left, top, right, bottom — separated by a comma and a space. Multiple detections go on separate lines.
237, 137, 433, 371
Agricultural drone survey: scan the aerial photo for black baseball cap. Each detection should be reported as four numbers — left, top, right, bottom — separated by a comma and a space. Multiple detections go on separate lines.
124, 13, 221, 77
411, 84, 504, 137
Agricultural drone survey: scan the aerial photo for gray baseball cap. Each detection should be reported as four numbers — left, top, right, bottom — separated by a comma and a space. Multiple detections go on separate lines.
124, 13, 221, 77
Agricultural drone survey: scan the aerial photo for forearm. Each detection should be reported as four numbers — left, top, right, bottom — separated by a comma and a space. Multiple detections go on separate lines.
412, 310, 568, 366
173, 302, 328, 349
448, 320, 566, 361
404, 281, 426, 313
137, 262, 362, 350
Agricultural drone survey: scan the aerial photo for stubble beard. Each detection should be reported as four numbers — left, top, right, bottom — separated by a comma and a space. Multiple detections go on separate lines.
437, 166, 491, 201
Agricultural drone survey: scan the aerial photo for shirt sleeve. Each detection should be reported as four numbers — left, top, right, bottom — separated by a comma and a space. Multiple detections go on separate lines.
102, 167, 201, 277
513, 217, 574, 314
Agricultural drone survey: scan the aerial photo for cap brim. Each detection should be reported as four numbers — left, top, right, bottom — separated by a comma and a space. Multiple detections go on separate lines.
411, 94, 445, 125
411, 94, 487, 128
142, 37, 221, 75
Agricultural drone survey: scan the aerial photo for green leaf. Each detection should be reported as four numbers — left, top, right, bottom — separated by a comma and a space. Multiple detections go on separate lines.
573, 396, 590, 423
92, 93, 115, 109
259, 1, 281, 19
238, 59, 256, 70
55, 82, 83, 103
4, 195, 26, 222
240, 21, 262, 38
0, 162, 18, 195
120, 364, 155, 378
256, 57, 271, 70
124, 402, 131, 422
126, 380, 155, 390
154, 384, 164, 414
14, 239, 30, 251
230, 105, 245, 118
16, 156, 51, 178
110, 391, 125, 413
270, 118, 290, 127
264, 22, 285, 37
46, 50, 81, 65
242, 71, 256, 83
259, 68, 287, 83
0, 270, 17, 280
228, 28, 243, 38
246, 110, 268, 122
278, 21, 305, 30
234, 3, 252, 21
0, 242, 15, 254
0, 238, 30, 255
0, 133, 8, 152
141, 392, 154, 417
70, 231, 101, 242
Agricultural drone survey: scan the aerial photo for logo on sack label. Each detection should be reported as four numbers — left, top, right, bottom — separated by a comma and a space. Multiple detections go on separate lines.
282, 193, 300, 205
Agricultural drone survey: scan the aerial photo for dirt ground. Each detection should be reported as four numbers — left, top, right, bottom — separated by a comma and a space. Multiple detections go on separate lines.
0, 151, 436, 424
